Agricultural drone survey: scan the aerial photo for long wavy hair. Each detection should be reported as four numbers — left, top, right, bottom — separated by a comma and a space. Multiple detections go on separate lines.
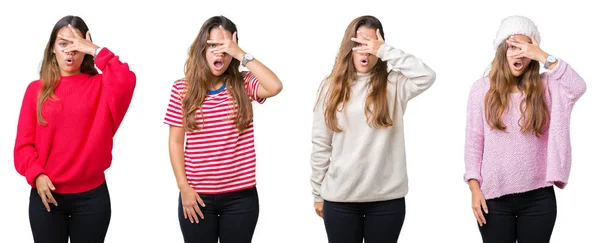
485, 39, 549, 137
37, 15, 98, 125
182, 16, 252, 132
317, 15, 390, 132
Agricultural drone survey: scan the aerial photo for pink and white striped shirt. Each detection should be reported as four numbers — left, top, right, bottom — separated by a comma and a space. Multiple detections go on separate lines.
164, 72, 265, 194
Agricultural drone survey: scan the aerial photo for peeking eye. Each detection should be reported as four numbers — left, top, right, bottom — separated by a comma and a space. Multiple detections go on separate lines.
208, 44, 216, 49
59, 43, 67, 47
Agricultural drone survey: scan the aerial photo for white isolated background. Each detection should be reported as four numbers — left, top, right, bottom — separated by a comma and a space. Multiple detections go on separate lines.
0, 0, 597, 242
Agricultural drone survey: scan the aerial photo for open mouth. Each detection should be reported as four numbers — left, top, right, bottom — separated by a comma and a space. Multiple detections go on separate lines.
65, 58, 74, 65
512, 60, 523, 70
360, 58, 368, 66
213, 60, 224, 70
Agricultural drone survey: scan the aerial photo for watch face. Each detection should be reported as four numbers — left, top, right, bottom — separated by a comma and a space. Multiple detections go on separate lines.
548, 56, 556, 62
245, 54, 253, 60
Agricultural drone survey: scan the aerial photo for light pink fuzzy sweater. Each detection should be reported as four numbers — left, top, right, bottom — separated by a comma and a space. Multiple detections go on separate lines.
464, 59, 586, 199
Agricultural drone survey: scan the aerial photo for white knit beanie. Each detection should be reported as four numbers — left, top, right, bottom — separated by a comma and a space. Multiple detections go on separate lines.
493, 16, 541, 50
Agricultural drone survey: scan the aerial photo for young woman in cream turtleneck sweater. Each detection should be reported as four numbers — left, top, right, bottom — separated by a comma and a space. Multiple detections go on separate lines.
310, 15, 436, 243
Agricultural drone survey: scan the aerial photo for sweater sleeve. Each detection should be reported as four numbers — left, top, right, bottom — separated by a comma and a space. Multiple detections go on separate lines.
543, 59, 587, 189
14, 81, 45, 186
94, 48, 137, 134
377, 44, 436, 110
310, 81, 334, 202
463, 79, 486, 184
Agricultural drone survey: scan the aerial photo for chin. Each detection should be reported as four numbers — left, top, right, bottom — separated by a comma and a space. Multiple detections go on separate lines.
210, 70, 224, 76
355, 67, 368, 73
510, 71, 524, 77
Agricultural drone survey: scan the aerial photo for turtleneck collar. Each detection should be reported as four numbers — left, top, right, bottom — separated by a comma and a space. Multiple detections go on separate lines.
355, 71, 372, 83
59, 72, 91, 81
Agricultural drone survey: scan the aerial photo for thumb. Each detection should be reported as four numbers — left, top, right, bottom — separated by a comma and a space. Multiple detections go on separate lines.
481, 199, 488, 214
196, 194, 205, 207
46, 178, 55, 191
531, 33, 539, 45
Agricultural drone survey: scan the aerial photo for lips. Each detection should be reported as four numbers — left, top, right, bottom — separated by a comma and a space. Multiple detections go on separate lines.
359, 58, 368, 66
213, 60, 224, 70
512, 60, 524, 71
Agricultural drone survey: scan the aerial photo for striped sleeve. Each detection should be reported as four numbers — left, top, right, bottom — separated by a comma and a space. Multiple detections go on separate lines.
244, 72, 266, 104
164, 80, 185, 127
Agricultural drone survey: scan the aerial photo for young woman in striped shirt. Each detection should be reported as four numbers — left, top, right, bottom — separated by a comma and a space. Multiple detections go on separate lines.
164, 16, 282, 243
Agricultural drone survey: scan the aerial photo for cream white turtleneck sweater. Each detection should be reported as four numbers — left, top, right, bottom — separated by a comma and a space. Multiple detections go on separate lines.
311, 44, 436, 202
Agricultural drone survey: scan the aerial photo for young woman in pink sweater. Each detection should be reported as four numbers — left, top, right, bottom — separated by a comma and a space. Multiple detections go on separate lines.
464, 16, 586, 242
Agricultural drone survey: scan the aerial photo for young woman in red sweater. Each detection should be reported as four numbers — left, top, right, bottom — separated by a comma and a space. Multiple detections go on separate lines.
164, 15, 282, 242
14, 15, 136, 243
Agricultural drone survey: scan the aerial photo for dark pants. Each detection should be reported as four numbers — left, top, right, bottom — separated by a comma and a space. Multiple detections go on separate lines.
178, 187, 260, 243
323, 197, 406, 243
479, 186, 557, 243
29, 181, 111, 243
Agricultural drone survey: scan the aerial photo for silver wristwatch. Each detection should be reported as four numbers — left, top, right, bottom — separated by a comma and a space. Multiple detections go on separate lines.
543, 55, 557, 69
94, 47, 103, 57
241, 53, 254, 67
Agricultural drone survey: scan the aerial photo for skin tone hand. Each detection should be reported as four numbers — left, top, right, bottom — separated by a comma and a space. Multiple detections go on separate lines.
207, 25, 245, 61
351, 29, 385, 55
35, 174, 58, 212
314, 202, 324, 218
180, 185, 205, 223
169, 126, 206, 223
207, 25, 283, 98
506, 34, 548, 63
58, 24, 99, 56
469, 179, 488, 227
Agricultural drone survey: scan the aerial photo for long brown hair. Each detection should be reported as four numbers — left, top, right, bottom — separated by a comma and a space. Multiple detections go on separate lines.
485, 40, 549, 137
37, 15, 98, 125
318, 15, 390, 132
182, 16, 251, 132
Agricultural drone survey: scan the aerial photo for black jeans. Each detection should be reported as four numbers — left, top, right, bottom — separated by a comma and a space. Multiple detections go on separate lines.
178, 187, 260, 243
323, 197, 406, 243
479, 186, 557, 243
29, 181, 111, 243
